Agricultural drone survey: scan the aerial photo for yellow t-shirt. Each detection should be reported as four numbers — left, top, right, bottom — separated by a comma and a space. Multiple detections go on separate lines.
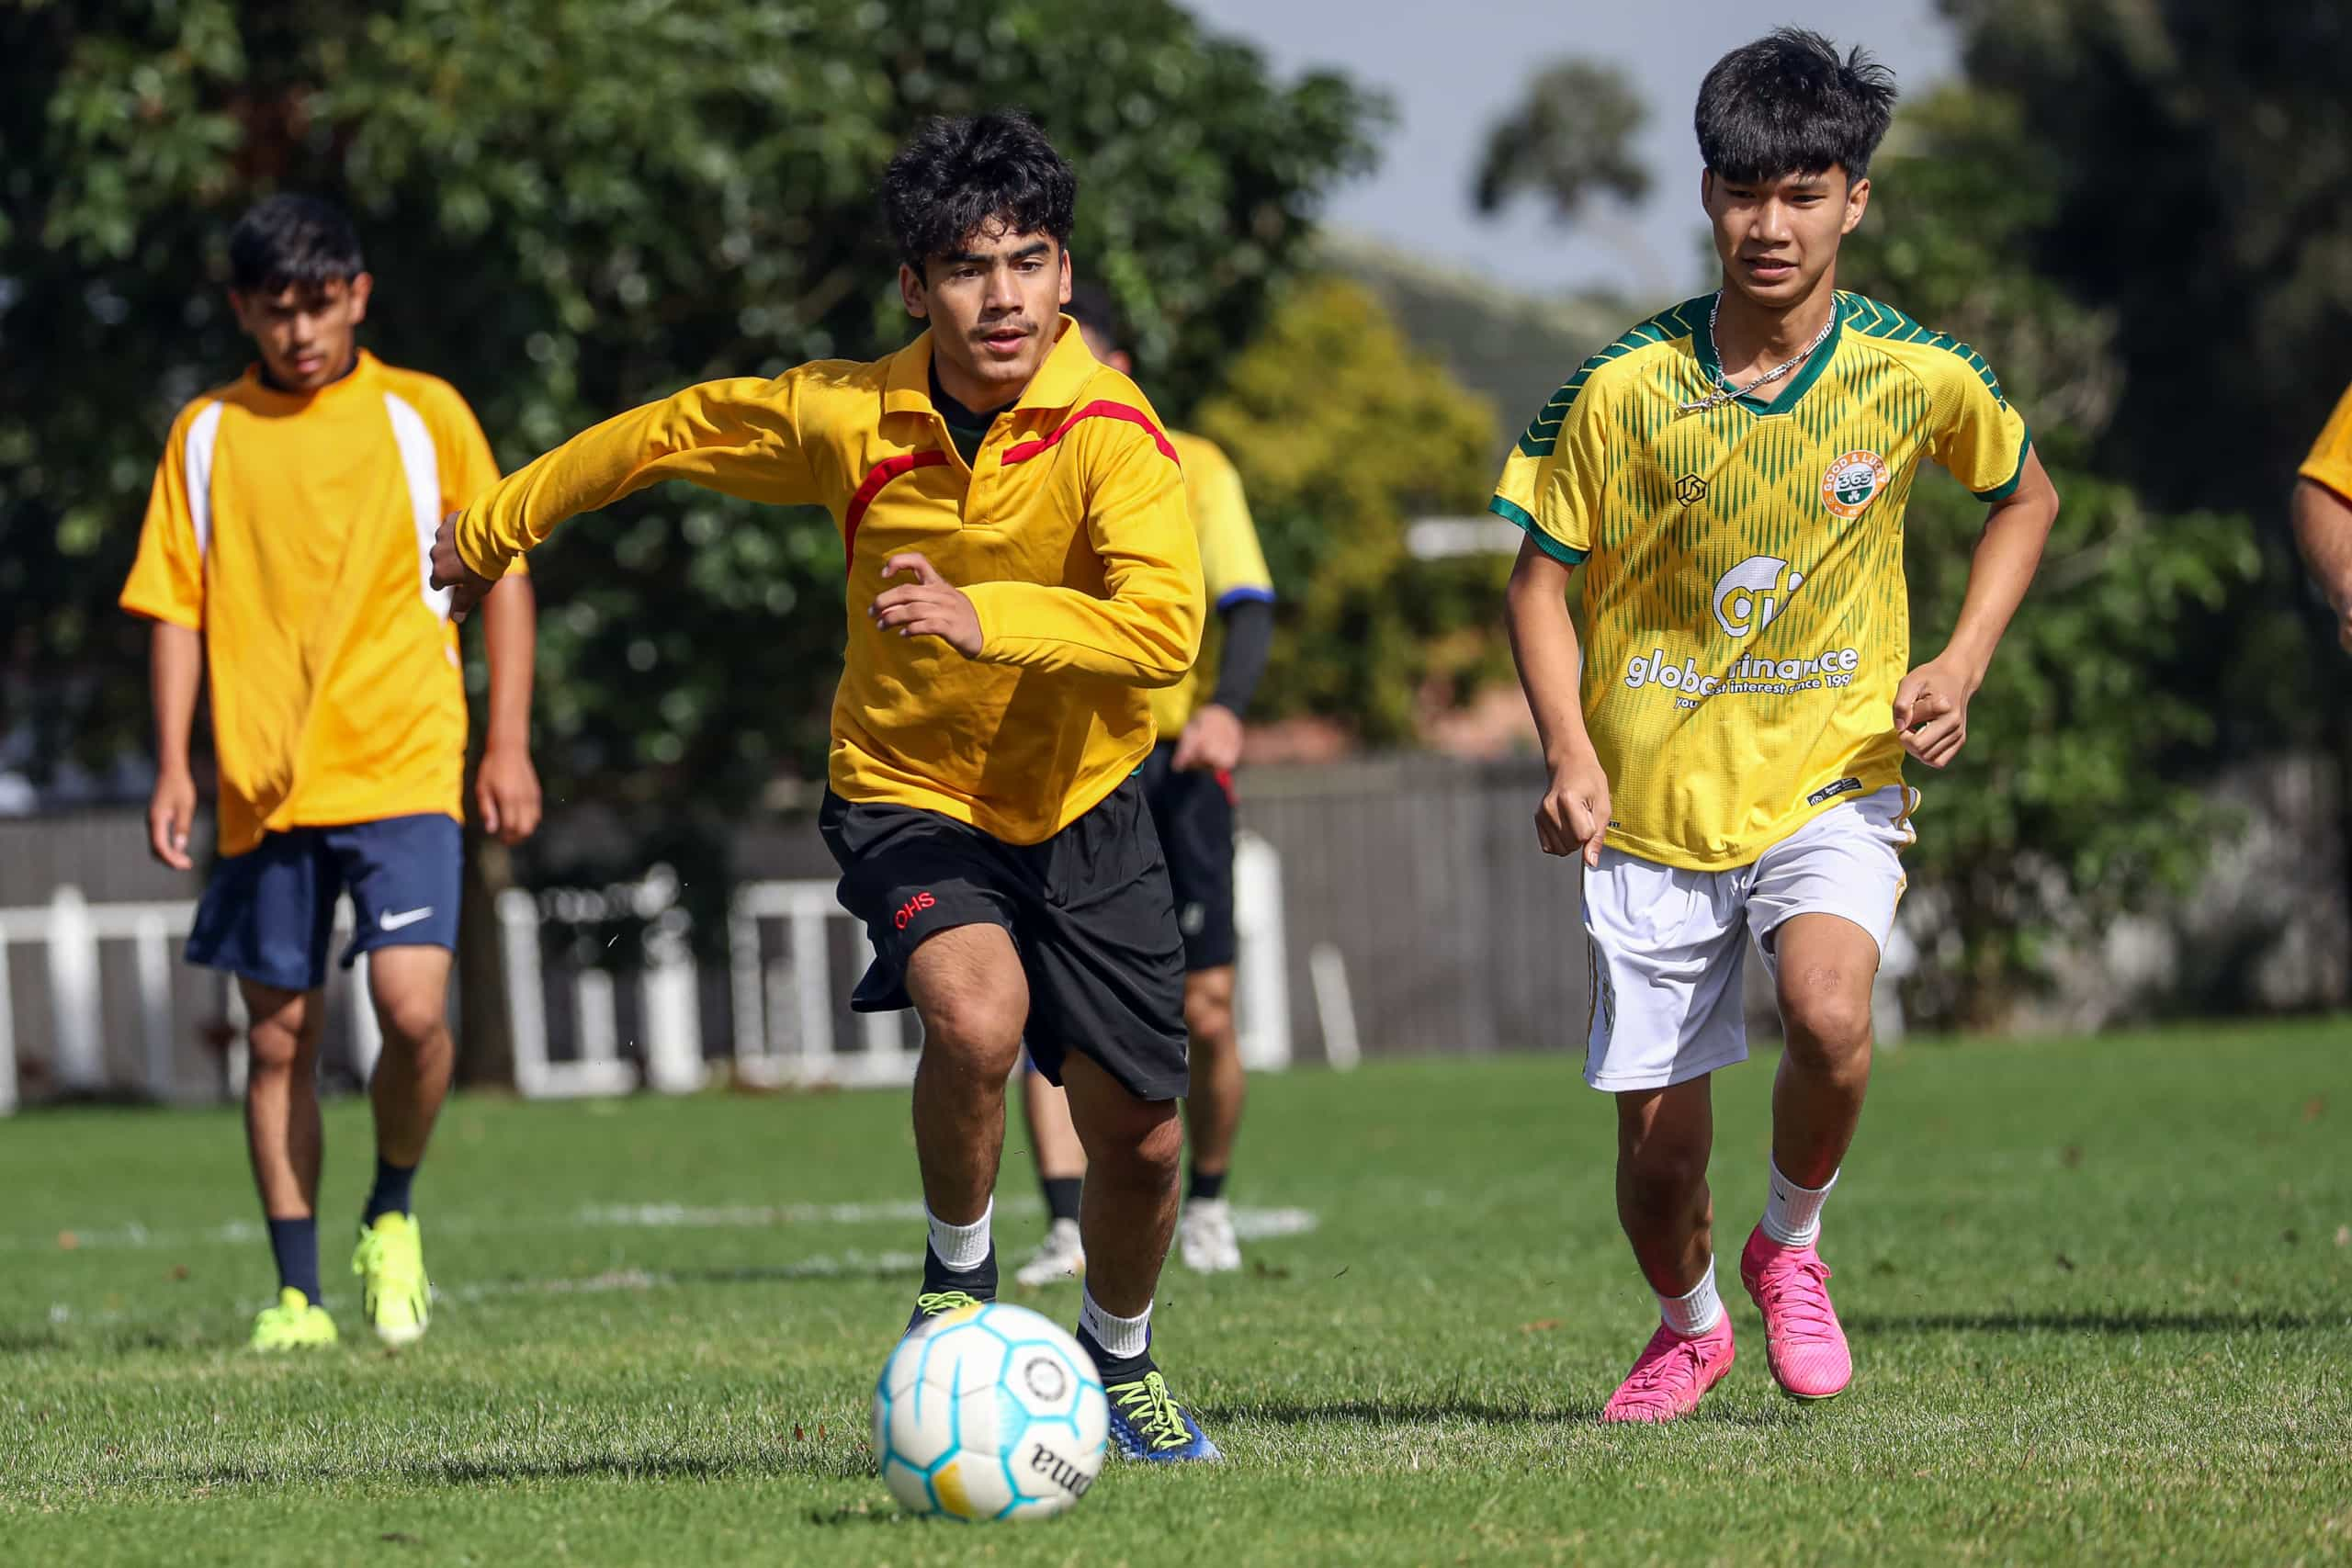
1490, 291, 2031, 870
1150, 431, 1274, 739
2299, 381, 2352, 499
455, 319, 1204, 846
119, 351, 505, 857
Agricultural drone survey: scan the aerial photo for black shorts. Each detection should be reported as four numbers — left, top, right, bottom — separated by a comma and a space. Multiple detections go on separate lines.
1139, 743, 1238, 973
820, 776, 1189, 1100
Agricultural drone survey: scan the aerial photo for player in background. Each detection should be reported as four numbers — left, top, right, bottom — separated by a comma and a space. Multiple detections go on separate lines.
1014, 285, 1276, 1287
2293, 387, 2352, 653
1494, 30, 2060, 1420
429, 113, 1221, 1462
121, 195, 542, 1350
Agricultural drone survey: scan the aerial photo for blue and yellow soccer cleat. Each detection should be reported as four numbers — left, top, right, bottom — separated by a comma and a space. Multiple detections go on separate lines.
351, 1213, 431, 1346
1103, 1370, 1222, 1462
249, 1287, 338, 1351
903, 1290, 988, 1338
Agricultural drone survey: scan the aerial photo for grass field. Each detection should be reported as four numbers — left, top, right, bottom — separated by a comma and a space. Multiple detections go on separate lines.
4, 1021, 2348, 1566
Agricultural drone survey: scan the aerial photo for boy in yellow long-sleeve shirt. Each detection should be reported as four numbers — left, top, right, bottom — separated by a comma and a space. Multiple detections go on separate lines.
429, 113, 1218, 1465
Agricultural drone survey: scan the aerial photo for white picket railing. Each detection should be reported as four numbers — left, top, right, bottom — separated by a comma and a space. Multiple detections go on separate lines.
0, 833, 1292, 1110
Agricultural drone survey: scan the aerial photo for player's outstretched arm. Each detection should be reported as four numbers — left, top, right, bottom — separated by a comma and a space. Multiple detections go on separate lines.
475, 572, 543, 845
430, 377, 818, 620
943, 429, 1204, 684
1506, 536, 1611, 868
2290, 478, 2352, 653
144, 621, 202, 871
1895, 446, 2061, 769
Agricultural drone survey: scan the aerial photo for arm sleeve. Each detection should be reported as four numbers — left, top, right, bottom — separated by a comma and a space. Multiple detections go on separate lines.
2299, 382, 2352, 502
963, 420, 1204, 686
1206, 597, 1273, 714
1487, 376, 1603, 566
1928, 350, 2032, 502
1187, 441, 1275, 610
428, 383, 526, 576
119, 408, 207, 629
454, 374, 820, 579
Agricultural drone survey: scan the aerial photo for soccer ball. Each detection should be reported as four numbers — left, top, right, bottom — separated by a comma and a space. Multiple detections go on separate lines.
872, 1302, 1108, 1521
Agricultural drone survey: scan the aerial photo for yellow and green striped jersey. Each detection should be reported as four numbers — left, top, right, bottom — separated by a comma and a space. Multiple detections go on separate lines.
1491, 291, 2030, 870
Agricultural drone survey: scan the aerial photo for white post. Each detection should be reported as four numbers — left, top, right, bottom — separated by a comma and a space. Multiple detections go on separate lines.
47, 886, 104, 1091
789, 907, 833, 1077
499, 888, 549, 1095
133, 912, 175, 1101
640, 908, 704, 1094
1232, 829, 1292, 1070
0, 939, 17, 1115
575, 967, 618, 1066
1308, 942, 1362, 1071
728, 901, 765, 1066
348, 950, 383, 1086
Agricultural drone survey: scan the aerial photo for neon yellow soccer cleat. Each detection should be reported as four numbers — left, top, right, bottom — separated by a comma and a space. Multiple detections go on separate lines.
352, 1213, 431, 1346
250, 1287, 338, 1351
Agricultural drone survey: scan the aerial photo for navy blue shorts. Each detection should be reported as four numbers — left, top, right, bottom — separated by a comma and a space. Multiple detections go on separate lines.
186, 814, 463, 993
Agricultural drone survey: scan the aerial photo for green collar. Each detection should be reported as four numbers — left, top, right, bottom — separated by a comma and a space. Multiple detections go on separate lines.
1691, 292, 1847, 415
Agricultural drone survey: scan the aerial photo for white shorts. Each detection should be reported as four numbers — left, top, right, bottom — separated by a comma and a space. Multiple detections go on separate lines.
1579, 786, 1917, 1092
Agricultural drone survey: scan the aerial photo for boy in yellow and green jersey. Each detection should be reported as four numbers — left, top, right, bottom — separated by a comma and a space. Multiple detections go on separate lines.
1015, 286, 1276, 1290
1498, 30, 2060, 1422
119, 195, 543, 1351
430, 113, 1220, 1465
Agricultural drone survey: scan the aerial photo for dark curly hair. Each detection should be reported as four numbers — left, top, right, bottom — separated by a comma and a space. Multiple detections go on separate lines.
1695, 28, 1898, 185
881, 110, 1077, 275
228, 194, 365, 294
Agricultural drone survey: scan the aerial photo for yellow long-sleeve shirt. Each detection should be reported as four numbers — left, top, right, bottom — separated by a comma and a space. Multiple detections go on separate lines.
456, 321, 1204, 844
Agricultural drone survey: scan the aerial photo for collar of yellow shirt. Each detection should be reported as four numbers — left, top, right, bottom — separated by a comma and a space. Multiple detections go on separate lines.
880, 314, 1102, 440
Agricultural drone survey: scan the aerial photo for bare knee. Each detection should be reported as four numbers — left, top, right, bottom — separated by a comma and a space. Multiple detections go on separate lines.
1778, 970, 1873, 1071
1621, 1132, 1710, 1213
372, 991, 449, 1052
1069, 1072, 1182, 1184
243, 987, 320, 1077
916, 980, 1026, 1083
1182, 969, 1235, 1044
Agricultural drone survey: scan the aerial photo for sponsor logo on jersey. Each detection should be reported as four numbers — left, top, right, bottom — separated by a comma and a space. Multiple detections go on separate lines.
1821, 449, 1889, 519
1713, 555, 1805, 637
1675, 472, 1710, 506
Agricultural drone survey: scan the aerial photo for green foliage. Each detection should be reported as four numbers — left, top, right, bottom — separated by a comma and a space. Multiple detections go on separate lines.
0, 0, 1384, 844
1191, 279, 1501, 742
1937, 0, 2352, 742
1841, 86, 2263, 1024
1471, 59, 1651, 223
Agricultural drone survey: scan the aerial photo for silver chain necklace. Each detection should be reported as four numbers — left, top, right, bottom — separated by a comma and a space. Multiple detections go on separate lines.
1678, 291, 1836, 413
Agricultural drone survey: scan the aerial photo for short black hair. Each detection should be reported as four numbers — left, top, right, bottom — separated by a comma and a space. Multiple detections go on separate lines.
881, 110, 1077, 274
228, 194, 366, 295
1695, 28, 1898, 185
1063, 281, 1125, 346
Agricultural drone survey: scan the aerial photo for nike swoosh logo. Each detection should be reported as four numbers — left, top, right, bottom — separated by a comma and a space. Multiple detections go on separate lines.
379, 908, 435, 931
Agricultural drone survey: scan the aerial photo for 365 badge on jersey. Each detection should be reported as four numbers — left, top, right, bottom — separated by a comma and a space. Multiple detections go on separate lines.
1820, 449, 1889, 520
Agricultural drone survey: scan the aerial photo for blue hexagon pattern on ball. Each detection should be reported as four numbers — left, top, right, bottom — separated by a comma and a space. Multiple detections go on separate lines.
872, 1301, 1109, 1521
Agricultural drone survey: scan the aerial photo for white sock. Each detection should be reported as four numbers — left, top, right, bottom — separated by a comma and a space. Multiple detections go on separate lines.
1761, 1159, 1838, 1247
1078, 1288, 1152, 1362
1658, 1260, 1724, 1338
926, 1200, 993, 1271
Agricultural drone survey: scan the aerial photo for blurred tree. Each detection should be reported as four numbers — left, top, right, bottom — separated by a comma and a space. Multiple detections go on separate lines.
1838, 85, 2262, 1026
0, 0, 1384, 835
1470, 58, 1665, 289
1192, 278, 1501, 742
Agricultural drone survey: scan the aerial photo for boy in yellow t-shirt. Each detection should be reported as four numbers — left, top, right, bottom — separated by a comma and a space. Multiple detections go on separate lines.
119, 196, 541, 1351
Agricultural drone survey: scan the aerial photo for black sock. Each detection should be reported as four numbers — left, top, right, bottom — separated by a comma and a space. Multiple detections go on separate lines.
1041, 1176, 1083, 1224
1187, 1166, 1227, 1202
1075, 1327, 1156, 1386
921, 1244, 998, 1301
362, 1156, 417, 1224
267, 1216, 321, 1304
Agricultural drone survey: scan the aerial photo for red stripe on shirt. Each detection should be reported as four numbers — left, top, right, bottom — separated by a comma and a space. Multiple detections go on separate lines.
1002, 400, 1181, 467
842, 449, 949, 565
